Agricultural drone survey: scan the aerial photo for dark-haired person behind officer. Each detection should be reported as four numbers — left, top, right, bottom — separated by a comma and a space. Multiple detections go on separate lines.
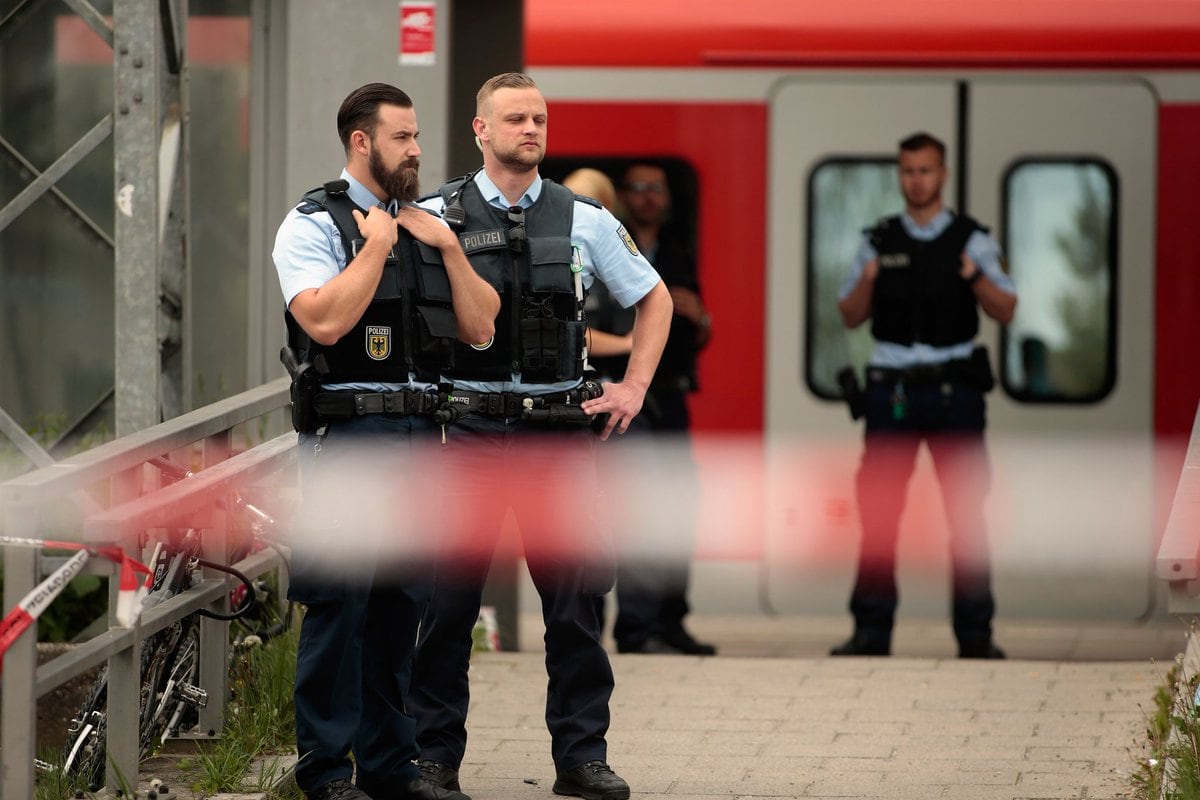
272, 82, 498, 800
409, 73, 671, 800
832, 131, 1017, 660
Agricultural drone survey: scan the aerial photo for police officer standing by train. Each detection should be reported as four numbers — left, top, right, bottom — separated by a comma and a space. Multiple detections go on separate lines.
832, 131, 1017, 659
409, 73, 672, 800
273, 82, 499, 800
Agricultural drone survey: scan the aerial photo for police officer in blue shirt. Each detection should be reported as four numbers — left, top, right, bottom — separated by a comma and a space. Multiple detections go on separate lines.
409, 73, 672, 800
273, 82, 498, 800
832, 131, 1017, 660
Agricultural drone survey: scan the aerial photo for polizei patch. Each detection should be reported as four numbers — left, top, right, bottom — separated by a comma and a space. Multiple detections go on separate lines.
616, 224, 639, 256
366, 325, 391, 360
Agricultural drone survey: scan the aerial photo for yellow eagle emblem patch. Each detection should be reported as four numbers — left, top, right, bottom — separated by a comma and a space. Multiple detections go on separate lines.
366, 325, 391, 361
616, 224, 639, 257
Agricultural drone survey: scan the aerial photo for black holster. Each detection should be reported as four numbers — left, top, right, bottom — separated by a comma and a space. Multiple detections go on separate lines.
281, 346, 324, 433
837, 366, 865, 421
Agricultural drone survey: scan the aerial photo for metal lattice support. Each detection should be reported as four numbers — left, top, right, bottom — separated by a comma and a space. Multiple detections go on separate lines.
0, 0, 188, 455
113, 0, 188, 435
0, 1, 188, 797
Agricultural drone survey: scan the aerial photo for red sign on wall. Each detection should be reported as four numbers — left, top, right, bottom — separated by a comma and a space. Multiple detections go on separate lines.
399, 1, 436, 66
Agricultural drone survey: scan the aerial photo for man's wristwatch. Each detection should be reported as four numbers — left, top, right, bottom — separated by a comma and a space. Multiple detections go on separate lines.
964, 268, 984, 285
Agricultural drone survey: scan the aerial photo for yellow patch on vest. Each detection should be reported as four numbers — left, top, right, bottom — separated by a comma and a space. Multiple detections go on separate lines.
366, 325, 391, 360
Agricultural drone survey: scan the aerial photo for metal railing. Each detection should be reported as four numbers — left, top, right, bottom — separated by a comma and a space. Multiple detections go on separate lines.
1, 377, 294, 798
1157, 402, 1200, 614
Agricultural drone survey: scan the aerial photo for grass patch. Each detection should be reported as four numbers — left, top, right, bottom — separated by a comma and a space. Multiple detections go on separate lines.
183, 616, 300, 796
1133, 650, 1200, 799
33, 604, 302, 800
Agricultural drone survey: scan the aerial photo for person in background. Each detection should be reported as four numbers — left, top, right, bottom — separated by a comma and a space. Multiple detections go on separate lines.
832, 131, 1017, 659
566, 162, 716, 656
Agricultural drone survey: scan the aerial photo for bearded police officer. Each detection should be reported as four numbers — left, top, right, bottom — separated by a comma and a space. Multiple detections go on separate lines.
273, 82, 498, 800
832, 131, 1017, 660
409, 73, 672, 800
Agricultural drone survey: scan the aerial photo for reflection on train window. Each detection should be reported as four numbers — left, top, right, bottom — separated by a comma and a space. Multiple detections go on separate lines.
805, 158, 898, 399
1001, 160, 1118, 403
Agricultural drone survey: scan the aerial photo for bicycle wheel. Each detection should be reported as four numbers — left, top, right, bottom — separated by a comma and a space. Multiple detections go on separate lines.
61, 667, 109, 790
139, 614, 203, 756
60, 615, 205, 789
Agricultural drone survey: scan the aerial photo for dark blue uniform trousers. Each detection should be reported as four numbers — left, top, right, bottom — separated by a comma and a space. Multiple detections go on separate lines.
849, 377, 996, 650
290, 414, 438, 796
410, 415, 614, 771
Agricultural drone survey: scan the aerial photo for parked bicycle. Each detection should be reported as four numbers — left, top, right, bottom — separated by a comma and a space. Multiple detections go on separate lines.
54, 456, 292, 791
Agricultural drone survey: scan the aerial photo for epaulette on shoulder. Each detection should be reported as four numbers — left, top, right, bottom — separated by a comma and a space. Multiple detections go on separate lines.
296, 199, 324, 215
417, 190, 443, 203
573, 194, 603, 210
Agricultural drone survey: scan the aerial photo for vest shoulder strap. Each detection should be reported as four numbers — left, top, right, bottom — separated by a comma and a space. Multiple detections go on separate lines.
438, 174, 473, 203
300, 183, 365, 254
867, 215, 902, 249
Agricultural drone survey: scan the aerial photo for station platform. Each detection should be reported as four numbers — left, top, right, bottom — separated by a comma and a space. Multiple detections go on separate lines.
440, 611, 1191, 800
136, 611, 1191, 799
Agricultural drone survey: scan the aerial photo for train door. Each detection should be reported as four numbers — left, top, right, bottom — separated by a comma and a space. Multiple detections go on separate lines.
762, 76, 1158, 622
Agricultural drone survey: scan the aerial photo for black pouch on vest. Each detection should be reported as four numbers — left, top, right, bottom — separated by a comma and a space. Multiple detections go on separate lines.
414, 304, 457, 373
519, 318, 586, 382
520, 317, 559, 383
528, 236, 575, 293
558, 320, 586, 381
414, 242, 453, 302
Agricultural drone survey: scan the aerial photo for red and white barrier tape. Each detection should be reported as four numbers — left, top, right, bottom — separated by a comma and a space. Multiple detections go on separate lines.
0, 537, 151, 671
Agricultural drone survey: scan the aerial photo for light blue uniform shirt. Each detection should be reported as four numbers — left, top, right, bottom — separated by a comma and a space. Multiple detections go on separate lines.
837, 209, 1016, 369
272, 169, 429, 392
418, 169, 661, 395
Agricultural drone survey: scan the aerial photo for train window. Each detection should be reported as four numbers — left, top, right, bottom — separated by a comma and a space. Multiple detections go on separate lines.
1000, 159, 1118, 403
805, 158, 898, 399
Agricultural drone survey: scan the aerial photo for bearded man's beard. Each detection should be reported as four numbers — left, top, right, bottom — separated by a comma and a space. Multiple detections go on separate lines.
369, 148, 420, 203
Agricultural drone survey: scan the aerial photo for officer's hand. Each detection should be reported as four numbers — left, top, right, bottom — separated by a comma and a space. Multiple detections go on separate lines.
395, 206, 456, 250
863, 257, 880, 282
581, 380, 644, 441
352, 206, 399, 249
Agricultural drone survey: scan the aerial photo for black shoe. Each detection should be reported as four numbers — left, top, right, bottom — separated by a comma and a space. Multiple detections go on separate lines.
416, 759, 462, 792
553, 761, 630, 800
829, 635, 890, 656
307, 779, 373, 800
959, 641, 1006, 659
616, 635, 682, 654
400, 776, 471, 800
660, 627, 718, 656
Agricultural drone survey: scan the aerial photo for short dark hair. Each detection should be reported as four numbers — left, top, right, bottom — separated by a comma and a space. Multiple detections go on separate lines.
899, 131, 946, 163
336, 83, 414, 152
902, 131, 945, 163
621, 160, 669, 185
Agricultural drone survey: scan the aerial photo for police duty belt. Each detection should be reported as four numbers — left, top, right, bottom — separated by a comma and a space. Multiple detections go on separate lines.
443, 381, 603, 420
312, 389, 445, 417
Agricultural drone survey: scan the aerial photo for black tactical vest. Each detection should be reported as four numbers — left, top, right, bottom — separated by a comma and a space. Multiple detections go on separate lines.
868, 213, 984, 347
284, 182, 458, 384
439, 176, 585, 383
